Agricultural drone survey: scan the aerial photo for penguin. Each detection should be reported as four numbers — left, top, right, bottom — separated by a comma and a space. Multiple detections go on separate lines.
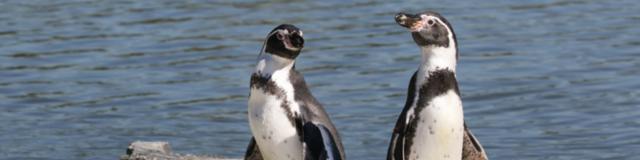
244, 24, 345, 160
387, 11, 488, 160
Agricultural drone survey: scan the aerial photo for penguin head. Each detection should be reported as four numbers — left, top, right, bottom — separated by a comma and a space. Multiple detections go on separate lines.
264, 24, 305, 60
395, 11, 456, 49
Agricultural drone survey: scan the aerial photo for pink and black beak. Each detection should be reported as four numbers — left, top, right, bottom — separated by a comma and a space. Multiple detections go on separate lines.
395, 12, 426, 32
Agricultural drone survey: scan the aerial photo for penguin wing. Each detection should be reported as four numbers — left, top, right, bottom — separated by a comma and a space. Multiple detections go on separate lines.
387, 116, 408, 160
303, 122, 342, 160
290, 70, 345, 159
462, 123, 489, 160
243, 137, 264, 160
387, 71, 419, 160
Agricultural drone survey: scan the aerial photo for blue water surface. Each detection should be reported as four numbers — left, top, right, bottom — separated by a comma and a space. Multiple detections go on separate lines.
0, 0, 639, 159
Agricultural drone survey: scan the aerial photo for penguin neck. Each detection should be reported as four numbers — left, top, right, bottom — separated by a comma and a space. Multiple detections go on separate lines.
255, 53, 295, 78
417, 46, 457, 83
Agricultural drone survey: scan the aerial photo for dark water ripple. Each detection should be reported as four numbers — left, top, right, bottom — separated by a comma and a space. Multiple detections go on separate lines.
0, 0, 639, 159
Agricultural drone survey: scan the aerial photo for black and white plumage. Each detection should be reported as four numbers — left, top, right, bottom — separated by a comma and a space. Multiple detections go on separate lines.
387, 11, 488, 160
244, 24, 345, 160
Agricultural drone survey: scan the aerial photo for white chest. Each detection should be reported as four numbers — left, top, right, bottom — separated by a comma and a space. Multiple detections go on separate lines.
408, 90, 464, 160
248, 86, 302, 160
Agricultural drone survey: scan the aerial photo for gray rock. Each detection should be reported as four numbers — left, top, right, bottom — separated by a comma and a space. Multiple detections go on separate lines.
120, 141, 240, 160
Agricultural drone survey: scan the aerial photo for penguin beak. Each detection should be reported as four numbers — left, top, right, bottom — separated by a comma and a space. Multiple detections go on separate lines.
395, 13, 423, 32
289, 30, 304, 49
277, 29, 304, 51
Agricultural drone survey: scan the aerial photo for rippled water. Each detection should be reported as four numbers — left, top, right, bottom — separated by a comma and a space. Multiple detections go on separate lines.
1, 0, 639, 159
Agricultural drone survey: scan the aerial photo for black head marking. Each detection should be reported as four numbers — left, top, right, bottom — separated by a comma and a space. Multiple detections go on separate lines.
395, 11, 456, 48
264, 24, 305, 59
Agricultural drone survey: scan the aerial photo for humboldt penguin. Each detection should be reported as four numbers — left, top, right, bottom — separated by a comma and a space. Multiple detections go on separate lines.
244, 24, 345, 160
387, 11, 488, 160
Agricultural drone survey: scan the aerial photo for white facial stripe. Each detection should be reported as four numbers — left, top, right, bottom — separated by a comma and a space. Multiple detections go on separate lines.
266, 30, 280, 39
275, 30, 288, 41
431, 16, 456, 49
434, 18, 444, 26
433, 18, 450, 33
264, 29, 288, 41
259, 30, 281, 56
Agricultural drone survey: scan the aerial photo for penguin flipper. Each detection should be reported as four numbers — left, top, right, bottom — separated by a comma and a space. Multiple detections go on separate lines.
462, 123, 488, 160
387, 119, 408, 160
303, 122, 342, 160
387, 71, 418, 160
244, 137, 263, 160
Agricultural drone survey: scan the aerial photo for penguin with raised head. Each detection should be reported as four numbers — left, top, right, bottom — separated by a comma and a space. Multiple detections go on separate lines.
387, 11, 488, 160
244, 24, 345, 160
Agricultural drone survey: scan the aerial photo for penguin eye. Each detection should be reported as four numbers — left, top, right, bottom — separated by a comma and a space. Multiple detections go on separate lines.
427, 19, 434, 26
276, 32, 285, 40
